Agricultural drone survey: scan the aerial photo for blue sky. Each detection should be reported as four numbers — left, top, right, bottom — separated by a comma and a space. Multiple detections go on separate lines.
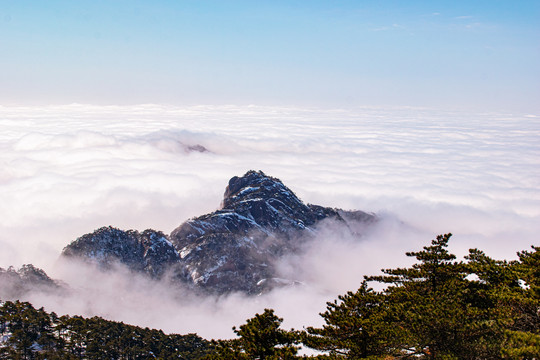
1, 0, 539, 111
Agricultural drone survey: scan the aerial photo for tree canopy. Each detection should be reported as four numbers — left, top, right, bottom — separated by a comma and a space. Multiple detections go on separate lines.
204, 309, 300, 360
304, 234, 540, 359
1, 234, 538, 359
0, 300, 211, 359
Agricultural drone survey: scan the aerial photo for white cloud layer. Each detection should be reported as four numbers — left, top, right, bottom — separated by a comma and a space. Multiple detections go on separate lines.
0, 104, 539, 339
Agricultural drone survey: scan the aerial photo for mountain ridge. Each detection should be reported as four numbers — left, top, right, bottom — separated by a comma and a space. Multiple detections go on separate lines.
0, 264, 64, 300
61, 170, 376, 294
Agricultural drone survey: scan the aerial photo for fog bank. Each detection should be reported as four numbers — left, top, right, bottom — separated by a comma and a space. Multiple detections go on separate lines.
1, 104, 538, 338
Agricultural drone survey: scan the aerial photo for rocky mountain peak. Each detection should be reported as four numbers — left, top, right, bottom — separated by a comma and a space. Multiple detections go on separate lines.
60, 171, 376, 295
221, 170, 303, 210
168, 170, 376, 294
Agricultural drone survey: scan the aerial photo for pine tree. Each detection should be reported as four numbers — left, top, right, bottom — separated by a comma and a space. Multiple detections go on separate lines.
305, 233, 527, 359
305, 281, 391, 359
206, 309, 300, 359
6, 301, 41, 359
0, 299, 212, 359
367, 233, 483, 358
500, 246, 540, 359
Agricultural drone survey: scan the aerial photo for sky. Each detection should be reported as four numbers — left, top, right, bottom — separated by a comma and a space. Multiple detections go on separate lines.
1, 0, 539, 111
0, 1, 539, 340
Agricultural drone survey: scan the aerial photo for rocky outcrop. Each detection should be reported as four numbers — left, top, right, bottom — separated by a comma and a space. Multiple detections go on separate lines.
62, 227, 179, 278
62, 170, 376, 295
169, 171, 375, 294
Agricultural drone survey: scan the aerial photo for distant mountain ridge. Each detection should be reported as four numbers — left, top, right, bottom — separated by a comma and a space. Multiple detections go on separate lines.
61, 170, 376, 295
0, 264, 64, 299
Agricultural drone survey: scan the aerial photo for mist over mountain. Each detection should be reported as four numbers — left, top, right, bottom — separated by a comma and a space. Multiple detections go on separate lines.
60, 170, 375, 295
1, 104, 538, 339
0, 264, 64, 300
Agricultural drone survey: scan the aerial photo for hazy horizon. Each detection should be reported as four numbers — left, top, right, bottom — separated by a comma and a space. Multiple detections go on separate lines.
1, 1, 539, 112
1, 104, 538, 338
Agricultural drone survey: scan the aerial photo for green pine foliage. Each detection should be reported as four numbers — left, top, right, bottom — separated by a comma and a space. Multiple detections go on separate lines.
303, 281, 390, 359
204, 309, 301, 360
304, 234, 540, 359
0, 300, 212, 359
500, 246, 540, 359
1, 234, 538, 359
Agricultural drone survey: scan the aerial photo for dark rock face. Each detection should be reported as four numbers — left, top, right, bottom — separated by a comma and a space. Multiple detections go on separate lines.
61, 170, 376, 295
169, 170, 375, 294
62, 227, 179, 279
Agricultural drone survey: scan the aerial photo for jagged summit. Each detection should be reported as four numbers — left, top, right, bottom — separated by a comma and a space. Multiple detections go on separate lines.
222, 170, 303, 209
62, 226, 179, 279
218, 170, 329, 230
169, 170, 375, 294
61, 171, 376, 295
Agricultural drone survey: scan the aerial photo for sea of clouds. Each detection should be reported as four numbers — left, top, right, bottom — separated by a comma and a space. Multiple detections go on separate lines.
0, 104, 539, 339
